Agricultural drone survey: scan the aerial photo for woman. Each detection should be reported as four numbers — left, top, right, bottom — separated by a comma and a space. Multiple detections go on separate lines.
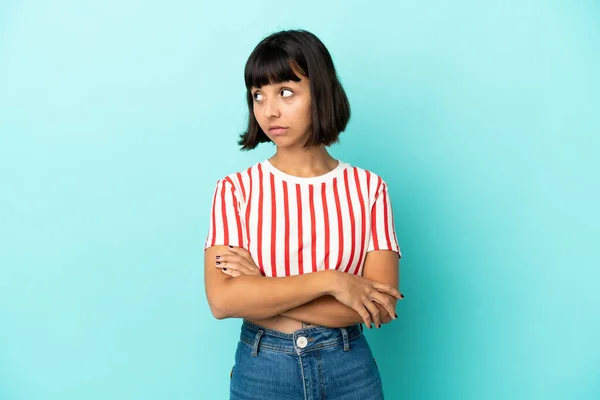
204, 29, 404, 400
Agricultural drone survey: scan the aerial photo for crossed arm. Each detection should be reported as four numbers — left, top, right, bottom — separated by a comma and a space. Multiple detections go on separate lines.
204, 245, 401, 328
280, 251, 400, 328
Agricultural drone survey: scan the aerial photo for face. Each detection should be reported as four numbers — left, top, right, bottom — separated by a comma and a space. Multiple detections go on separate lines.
250, 72, 312, 148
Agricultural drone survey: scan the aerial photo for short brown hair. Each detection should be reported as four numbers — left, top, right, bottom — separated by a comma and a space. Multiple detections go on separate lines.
238, 29, 351, 151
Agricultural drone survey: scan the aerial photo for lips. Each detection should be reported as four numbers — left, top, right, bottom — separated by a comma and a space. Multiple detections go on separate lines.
269, 127, 288, 135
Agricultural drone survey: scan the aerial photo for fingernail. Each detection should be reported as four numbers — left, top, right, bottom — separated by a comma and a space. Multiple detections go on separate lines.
395, 313, 398, 319
400, 293, 404, 299
216, 261, 221, 265
223, 268, 227, 271
228, 245, 233, 248
377, 324, 381, 328
216, 256, 220, 259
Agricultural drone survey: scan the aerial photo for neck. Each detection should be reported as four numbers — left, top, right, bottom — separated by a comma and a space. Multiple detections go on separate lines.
269, 145, 338, 178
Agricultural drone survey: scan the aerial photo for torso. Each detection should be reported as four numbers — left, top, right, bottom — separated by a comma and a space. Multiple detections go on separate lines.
206, 160, 394, 278
245, 315, 318, 333
206, 159, 400, 333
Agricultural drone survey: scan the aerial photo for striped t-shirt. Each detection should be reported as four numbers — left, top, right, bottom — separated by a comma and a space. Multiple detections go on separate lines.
204, 159, 401, 277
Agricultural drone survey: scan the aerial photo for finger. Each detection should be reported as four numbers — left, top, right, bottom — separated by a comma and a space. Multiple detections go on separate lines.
221, 267, 242, 277
216, 260, 245, 273
355, 304, 372, 329
221, 255, 263, 275
228, 247, 262, 274
372, 283, 402, 299
218, 259, 257, 276
215, 257, 244, 271
219, 254, 256, 273
228, 248, 263, 274
370, 292, 397, 321
227, 246, 254, 263
363, 298, 382, 328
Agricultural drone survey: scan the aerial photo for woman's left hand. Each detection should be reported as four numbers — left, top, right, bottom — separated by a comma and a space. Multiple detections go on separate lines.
215, 246, 263, 277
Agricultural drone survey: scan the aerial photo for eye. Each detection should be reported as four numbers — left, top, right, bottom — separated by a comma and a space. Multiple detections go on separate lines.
252, 89, 292, 101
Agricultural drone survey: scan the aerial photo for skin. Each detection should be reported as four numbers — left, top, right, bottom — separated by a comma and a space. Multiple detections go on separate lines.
251, 67, 339, 177
209, 68, 403, 333
215, 246, 402, 329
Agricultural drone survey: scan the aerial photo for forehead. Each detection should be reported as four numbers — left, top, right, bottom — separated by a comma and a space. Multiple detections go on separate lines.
250, 81, 302, 90
251, 75, 308, 91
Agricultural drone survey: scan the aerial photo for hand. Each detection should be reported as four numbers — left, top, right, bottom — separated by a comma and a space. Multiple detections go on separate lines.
328, 271, 402, 328
215, 246, 263, 277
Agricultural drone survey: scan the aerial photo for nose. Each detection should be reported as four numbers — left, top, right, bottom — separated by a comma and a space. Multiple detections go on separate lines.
264, 98, 280, 119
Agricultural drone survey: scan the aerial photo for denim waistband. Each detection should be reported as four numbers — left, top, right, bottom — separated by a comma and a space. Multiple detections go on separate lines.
240, 319, 364, 356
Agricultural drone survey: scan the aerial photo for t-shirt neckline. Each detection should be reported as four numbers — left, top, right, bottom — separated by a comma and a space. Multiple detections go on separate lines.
260, 158, 351, 184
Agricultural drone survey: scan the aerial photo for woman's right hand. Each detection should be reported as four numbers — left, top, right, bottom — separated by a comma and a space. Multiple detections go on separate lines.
328, 270, 402, 328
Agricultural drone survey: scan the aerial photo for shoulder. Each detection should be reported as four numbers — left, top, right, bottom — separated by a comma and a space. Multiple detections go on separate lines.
213, 162, 261, 197
346, 164, 389, 196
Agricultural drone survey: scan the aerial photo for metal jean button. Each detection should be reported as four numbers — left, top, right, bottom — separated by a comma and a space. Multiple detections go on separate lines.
296, 336, 308, 348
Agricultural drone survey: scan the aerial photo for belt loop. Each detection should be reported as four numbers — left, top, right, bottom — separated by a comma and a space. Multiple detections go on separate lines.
340, 327, 350, 351
252, 330, 264, 357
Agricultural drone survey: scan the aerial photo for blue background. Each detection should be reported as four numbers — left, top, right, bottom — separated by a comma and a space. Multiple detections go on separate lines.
1, 1, 598, 399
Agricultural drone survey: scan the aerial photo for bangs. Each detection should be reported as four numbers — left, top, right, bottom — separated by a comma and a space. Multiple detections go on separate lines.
244, 44, 307, 90
239, 29, 350, 151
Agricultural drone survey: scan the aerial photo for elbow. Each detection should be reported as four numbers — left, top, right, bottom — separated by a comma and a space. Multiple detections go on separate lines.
210, 305, 228, 320
206, 279, 236, 319
208, 296, 231, 320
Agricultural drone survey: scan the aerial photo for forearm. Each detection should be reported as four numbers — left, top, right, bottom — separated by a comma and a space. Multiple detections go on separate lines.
214, 270, 336, 320
281, 295, 394, 328
280, 295, 360, 328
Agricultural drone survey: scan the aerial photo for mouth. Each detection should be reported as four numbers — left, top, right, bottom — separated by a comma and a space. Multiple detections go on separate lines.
269, 127, 289, 135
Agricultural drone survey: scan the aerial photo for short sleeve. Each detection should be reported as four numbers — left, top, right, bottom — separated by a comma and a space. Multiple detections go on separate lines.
204, 178, 246, 249
366, 179, 402, 258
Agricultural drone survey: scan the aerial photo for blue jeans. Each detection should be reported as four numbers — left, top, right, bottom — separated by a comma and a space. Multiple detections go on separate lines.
230, 319, 385, 399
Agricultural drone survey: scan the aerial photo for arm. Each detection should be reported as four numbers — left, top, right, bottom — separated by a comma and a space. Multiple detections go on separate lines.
205, 245, 338, 320
282, 177, 403, 328
280, 250, 400, 328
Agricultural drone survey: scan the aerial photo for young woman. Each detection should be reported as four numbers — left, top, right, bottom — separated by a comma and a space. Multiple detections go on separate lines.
204, 29, 404, 400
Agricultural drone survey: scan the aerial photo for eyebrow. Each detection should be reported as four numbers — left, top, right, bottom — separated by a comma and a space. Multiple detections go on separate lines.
251, 82, 298, 92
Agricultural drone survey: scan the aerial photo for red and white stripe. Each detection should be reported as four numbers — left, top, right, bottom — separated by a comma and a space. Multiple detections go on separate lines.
205, 161, 401, 277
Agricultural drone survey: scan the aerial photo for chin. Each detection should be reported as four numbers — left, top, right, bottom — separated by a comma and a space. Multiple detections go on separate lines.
271, 136, 304, 148
267, 132, 292, 142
